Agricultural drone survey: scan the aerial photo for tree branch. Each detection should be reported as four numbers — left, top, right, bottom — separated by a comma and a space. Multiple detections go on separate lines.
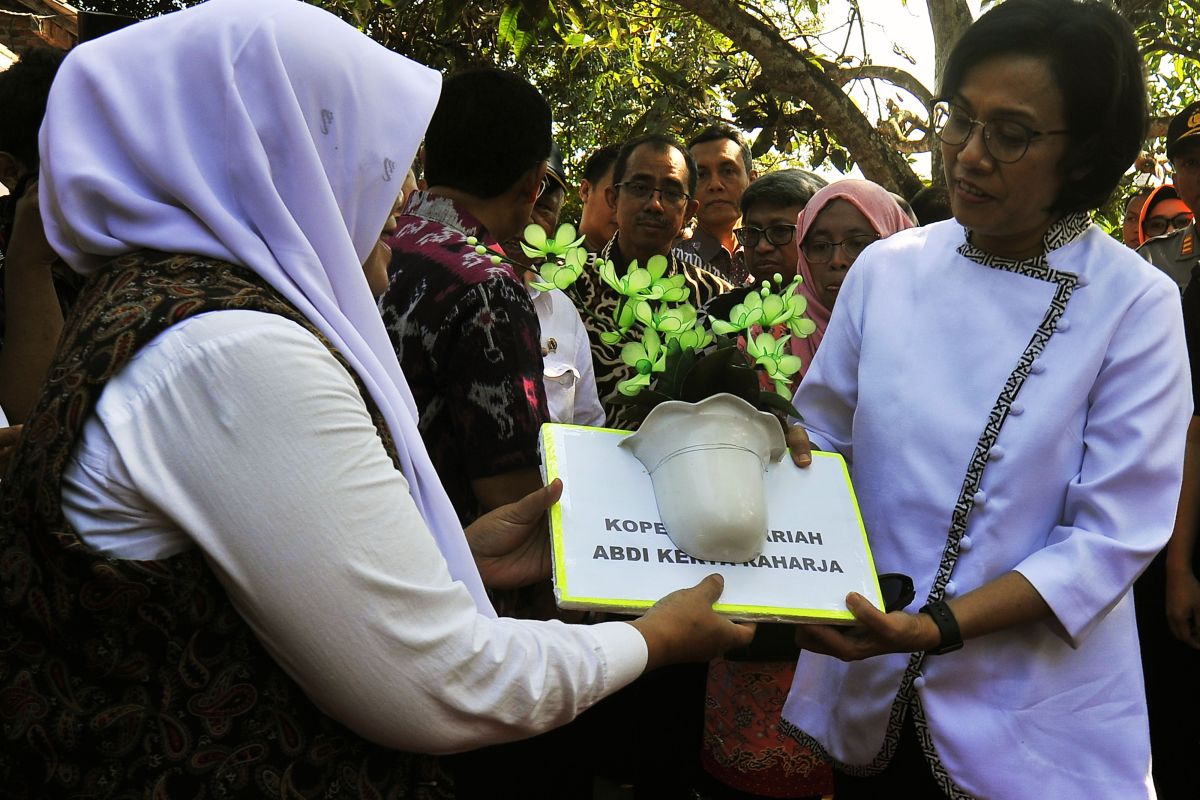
671, 0, 923, 196
833, 64, 934, 106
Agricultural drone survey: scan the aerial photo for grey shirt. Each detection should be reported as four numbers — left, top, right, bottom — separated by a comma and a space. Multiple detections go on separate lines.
1138, 222, 1196, 292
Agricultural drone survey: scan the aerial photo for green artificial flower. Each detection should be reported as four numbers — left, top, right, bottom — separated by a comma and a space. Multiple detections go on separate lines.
744, 332, 803, 396
710, 291, 765, 335
529, 247, 587, 292
520, 222, 585, 262
617, 328, 667, 395
670, 325, 714, 351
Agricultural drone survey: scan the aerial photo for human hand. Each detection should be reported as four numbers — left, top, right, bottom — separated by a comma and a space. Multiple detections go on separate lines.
628, 574, 756, 671
0, 424, 23, 475
465, 478, 561, 590
794, 592, 939, 661
786, 423, 813, 468
1165, 568, 1200, 649
6, 181, 57, 270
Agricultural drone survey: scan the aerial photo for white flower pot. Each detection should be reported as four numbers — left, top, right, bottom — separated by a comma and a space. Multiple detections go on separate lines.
619, 393, 786, 563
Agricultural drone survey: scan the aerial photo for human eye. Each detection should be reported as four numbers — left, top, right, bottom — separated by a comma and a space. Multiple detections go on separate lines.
624, 180, 652, 198
805, 241, 834, 260
846, 234, 880, 258
662, 187, 687, 205
766, 225, 795, 245
990, 120, 1030, 149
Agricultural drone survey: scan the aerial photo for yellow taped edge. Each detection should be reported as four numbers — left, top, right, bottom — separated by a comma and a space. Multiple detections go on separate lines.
818, 450, 885, 611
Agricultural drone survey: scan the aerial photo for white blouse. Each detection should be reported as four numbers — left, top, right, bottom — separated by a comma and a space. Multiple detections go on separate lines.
61, 309, 646, 754
529, 286, 606, 427
781, 218, 1190, 799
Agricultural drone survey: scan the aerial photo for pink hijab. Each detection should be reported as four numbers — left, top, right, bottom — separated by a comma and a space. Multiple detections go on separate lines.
791, 179, 914, 378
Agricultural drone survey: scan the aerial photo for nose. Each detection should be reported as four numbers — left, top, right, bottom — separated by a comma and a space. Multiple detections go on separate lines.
754, 235, 775, 254
828, 243, 854, 272
955, 122, 993, 170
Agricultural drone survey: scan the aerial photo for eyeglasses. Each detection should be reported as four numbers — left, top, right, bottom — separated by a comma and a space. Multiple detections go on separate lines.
1143, 212, 1194, 239
734, 224, 797, 248
931, 100, 1070, 164
614, 181, 690, 208
801, 234, 880, 263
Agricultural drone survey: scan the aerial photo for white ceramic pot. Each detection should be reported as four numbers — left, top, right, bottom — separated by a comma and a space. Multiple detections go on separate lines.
619, 393, 786, 563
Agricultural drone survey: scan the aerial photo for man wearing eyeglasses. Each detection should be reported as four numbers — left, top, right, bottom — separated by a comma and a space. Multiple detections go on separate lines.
705, 169, 827, 321
1140, 102, 1200, 292
570, 134, 732, 429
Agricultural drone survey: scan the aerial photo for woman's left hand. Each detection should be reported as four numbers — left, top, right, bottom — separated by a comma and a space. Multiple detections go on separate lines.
465, 478, 562, 590
795, 592, 939, 661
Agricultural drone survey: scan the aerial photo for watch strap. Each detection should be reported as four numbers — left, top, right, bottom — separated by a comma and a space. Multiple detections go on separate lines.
920, 599, 963, 655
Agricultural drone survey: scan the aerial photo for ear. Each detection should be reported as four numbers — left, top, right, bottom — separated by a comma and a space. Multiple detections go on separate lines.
579, 179, 592, 204
685, 197, 700, 219
518, 161, 549, 203
749, 168, 759, 182
605, 183, 618, 212
0, 152, 27, 193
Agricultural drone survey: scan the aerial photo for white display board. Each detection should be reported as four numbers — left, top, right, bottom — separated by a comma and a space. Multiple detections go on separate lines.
539, 423, 883, 623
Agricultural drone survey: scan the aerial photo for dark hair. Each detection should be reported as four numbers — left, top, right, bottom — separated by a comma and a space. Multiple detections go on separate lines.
938, 0, 1146, 214
0, 46, 66, 171
612, 134, 698, 196
423, 68, 552, 199
740, 169, 827, 215
582, 143, 621, 184
909, 185, 953, 225
688, 124, 753, 175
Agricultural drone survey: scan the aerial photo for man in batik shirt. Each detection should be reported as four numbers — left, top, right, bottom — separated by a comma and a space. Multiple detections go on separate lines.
380, 69, 551, 525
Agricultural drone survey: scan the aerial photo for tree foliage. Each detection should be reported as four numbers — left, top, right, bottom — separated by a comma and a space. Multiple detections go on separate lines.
76, 0, 1200, 224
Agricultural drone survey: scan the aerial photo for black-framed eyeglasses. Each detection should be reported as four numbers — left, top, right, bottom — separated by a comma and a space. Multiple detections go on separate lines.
734, 224, 796, 248
931, 100, 1070, 164
614, 180, 690, 208
801, 234, 879, 263
1143, 212, 1194, 239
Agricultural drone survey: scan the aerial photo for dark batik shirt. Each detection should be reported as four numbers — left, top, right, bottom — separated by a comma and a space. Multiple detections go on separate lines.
380, 191, 549, 524
573, 233, 732, 429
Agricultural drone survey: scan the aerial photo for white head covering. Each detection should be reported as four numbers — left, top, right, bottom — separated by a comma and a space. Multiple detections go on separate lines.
40, 0, 494, 613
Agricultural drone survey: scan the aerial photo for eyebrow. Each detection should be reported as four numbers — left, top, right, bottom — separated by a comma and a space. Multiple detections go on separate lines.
950, 96, 1040, 125
628, 172, 685, 190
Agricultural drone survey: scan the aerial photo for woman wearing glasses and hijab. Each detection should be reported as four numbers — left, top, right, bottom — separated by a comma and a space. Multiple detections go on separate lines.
781, 1, 1188, 798
0, 1, 754, 796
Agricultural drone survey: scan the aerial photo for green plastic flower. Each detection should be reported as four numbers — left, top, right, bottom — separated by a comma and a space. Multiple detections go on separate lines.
744, 332, 803, 396
670, 325, 713, 351
520, 222, 585, 262
710, 291, 765, 335
528, 247, 587, 292
617, 328, 667, 395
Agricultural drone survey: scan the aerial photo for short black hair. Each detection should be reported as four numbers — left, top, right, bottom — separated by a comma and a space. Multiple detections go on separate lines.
612, 134, 698, 196
939, 0, 1146, 215
909, 185, 953, 225
423, 68, 552, 199
688, 124, 753, 175
740, 169, 827, 215
582, 143, 621, 184
0, 46, 66, 171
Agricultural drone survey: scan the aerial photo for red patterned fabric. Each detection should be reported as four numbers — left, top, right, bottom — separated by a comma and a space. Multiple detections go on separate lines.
702, 658, 832, 798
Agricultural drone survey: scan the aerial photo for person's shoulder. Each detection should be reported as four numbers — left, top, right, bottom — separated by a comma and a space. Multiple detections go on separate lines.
1137, 225, 1195, 263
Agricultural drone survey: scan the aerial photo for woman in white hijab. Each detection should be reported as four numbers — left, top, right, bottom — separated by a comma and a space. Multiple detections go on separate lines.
0, 0, 752, 796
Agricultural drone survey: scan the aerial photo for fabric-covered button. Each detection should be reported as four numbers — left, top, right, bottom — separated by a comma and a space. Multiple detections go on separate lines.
914, 675, 927, 689
1057, 319, 1071, 332
1075, 274, 1089, 287
946, 580, 958, 596
1030, 360, 1046, 375
973, 490, 986, 507
1010, 402, 1025, 416
959, 535, 973, 552
988, 446, 1005, 460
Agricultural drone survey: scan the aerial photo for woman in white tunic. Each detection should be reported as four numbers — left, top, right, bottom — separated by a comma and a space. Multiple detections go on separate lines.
0, 1, 753, 796
781, 1, 1189, 798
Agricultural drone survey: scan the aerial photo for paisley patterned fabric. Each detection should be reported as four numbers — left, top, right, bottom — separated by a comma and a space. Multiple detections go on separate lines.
572, 234, 732, 430
0, 251, 449, 799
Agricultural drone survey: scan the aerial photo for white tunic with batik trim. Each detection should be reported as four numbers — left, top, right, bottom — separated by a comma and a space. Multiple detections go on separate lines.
781, 214, 1190, 800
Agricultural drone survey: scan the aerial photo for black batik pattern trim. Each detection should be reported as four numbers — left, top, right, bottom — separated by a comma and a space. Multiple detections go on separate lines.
779, 213, 1090, 799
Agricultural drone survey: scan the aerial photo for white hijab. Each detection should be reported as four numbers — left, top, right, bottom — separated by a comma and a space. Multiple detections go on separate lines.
39, 0, 494, 613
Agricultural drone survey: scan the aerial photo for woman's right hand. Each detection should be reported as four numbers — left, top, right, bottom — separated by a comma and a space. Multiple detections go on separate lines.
786, 423, 814, 468
628, 574, 756, 671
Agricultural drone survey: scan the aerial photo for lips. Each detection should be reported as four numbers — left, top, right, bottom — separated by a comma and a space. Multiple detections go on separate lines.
954, 178, 992, 203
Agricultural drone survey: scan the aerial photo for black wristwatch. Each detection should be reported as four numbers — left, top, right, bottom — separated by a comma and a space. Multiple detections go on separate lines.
920, 600, 963, 655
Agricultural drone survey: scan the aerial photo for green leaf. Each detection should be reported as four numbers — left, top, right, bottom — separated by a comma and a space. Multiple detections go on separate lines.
497, 5, 520, 50
600, 330, 623, 345
757, 390, 802, 419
